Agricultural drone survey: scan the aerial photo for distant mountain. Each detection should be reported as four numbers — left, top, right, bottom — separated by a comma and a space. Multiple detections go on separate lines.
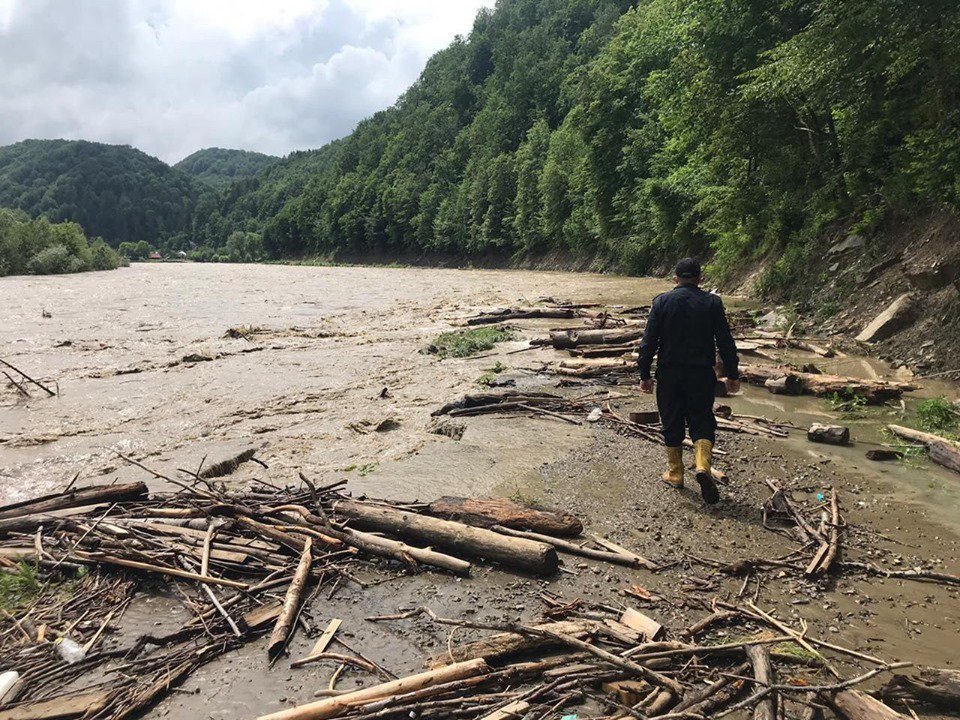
175, 148, 278, 190
0, 139, 202, 245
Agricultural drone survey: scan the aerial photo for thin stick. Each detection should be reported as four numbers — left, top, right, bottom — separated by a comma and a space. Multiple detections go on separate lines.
0, 358, 56, 396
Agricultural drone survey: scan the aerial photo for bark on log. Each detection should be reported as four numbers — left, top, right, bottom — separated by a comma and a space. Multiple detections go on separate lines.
887, 425, 960, 474
426, 496, 582, 537
765, 375, 804, 396
741, 364, 914, 403
881, 667, 960, 709
332, 501, 558, 575
467, 308, 577, 325
0, 482, 148, 520
491, 524, 658, 570
745, 644, 777, 720
256, 659, 491, 720
267, 538, 312, 658
808, 424, 850, 446
828, 690, 907, 720
424, 620, 593, 668
550, 327, 643, 350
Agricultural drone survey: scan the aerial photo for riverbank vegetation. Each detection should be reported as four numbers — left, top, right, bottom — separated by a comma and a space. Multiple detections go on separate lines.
0, 209, 126, 277
186, 0, 958, 302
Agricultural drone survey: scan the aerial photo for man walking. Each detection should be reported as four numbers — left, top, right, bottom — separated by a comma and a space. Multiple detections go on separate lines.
638, 258, 740, 504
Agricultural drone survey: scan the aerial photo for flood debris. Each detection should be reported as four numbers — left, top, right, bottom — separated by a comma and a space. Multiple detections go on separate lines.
887, 424, 960, 474
0, 358, 56, 398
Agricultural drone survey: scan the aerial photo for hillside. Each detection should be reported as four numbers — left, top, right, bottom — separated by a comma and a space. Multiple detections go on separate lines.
193, 0, 959, 304
0, 139, 202, 245
175, 148, 278, 190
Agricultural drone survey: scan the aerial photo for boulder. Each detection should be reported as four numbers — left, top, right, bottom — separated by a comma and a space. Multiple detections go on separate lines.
905, 258, 960, 291
808, 423, 850, 446
828, 234, 865, 255
855, 294, 917, 343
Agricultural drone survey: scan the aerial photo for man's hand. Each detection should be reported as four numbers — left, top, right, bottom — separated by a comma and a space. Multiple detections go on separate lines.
725, 378, 741, 395
640, 378, 654, 394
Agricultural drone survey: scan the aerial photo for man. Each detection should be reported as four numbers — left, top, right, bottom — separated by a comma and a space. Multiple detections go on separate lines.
638, 258, 740, 504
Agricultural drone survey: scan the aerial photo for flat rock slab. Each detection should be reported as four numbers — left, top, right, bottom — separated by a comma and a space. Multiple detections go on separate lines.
856, 293, 917, 343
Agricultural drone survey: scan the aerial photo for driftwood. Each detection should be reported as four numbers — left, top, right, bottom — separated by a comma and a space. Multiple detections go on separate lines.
491, 525, 658, 570
550, 327, 643, 350
0, 482, 148, 520
0, 358, 56, 397
267, 538, 313, 658
467, 307, 579, 325
256, 659, 492, 720
424, 620, 593, 669
880, 667, 960, 709
741, 364, 914, 403
332, 500, 559, 575
887, 425, 960, 474
745, 644, 777, 720
828, 690, 907, 720
426, 496, 582, 537
808, 424, 850, 446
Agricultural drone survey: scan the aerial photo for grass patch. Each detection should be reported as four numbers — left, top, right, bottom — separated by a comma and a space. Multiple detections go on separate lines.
509, 489, 540, 508
914, 397, 960, 437
476, 361, 507, 386
0, 562, 43, 612
427, 327, 517, 359
826, 392, 874, 420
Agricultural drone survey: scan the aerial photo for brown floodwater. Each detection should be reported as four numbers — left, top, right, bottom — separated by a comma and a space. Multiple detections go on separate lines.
2, 263, 958, 718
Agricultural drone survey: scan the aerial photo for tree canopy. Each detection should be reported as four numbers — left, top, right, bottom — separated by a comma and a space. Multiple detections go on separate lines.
175, 148, 278, 191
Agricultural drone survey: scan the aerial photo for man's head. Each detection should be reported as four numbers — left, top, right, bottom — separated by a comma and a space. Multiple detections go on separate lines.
674, 257, 702, 286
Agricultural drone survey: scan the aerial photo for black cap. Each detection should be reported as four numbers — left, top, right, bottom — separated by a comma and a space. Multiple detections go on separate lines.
675, 257, 702, 279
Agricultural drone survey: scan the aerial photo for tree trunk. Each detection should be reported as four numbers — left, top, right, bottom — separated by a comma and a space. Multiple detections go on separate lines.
881, 667, 960, 709
741, 364, 914, 403
424, 620, 593, 668
256, 659, 491, 720
0, 482, 148, 520
764, 375, 804, 396
267, 538, 312, 658
332, 501, 558, 575
426, 496, 582, 537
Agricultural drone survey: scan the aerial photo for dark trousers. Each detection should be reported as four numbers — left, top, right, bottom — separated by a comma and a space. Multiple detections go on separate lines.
655, 365, 717, 447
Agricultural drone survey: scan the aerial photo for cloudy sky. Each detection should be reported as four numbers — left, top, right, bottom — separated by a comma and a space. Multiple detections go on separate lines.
0, 0, 493, 163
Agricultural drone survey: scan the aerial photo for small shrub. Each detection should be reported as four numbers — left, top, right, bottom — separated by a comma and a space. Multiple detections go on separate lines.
0, 562, 42, 612
427, 327, 517, 359
28, 244, 80, 274
914, 397, 959, 435
89, 239, 124, 270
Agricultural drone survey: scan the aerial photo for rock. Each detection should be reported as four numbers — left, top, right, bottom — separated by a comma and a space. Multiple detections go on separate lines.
808, 424, 850, 446
757, 309, 788, 330
586, 408, 602, 422
828, 234, 865, 255
855, 293, 917, 343
905, 258, 960, 291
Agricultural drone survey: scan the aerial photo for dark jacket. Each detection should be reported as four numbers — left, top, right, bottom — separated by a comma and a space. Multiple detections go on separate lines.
637, 284, 739, 381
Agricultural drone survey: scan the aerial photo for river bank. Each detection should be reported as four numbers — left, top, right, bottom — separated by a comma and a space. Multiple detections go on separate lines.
1, 263, 957, 718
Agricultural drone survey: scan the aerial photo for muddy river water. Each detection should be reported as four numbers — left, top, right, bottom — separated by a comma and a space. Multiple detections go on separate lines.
2, 263, 958, 718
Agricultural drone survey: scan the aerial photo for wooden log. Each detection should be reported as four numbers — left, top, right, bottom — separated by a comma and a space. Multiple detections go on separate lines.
72, 551, 248, 589
807, 424, 850, 446
745, 644, 777, 720
741, 364, 914, 403
0, 690, 111, 720
881, 667, 960, 709
887, 425, 960, 474
467, 307, 577, 325
629, 411, 660, 424
865, 449, 903, 461
480, 701, 530, 720
0, 358, 56, 397
764, 375, 804, 396
332, 501, 558, 575
491, 525, 658, 570
268, 538, 313, 658
426, 496, 582, 537
256, 659, 491, 720
550, 327, 643, 350
425, 620, 593, 668
828, 690, 907, 720
668, 662, 751, 715
0, 482, 148, 520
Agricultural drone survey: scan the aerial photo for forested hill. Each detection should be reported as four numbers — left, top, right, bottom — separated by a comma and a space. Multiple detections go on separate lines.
194, 0, 959, 298
175, 148, 278, 190
0, 139, 203, 245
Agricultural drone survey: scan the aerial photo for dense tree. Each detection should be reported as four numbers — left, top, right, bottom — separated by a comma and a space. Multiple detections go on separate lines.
174, 148, 278, 191
0, 208, 125, 276
0, 139, 204, 246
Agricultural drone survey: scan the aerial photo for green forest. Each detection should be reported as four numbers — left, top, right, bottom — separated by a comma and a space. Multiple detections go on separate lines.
191, 0, 959, 299
2, 0, 958, 297
0, 208, 125, 277
174, 148, 278, 191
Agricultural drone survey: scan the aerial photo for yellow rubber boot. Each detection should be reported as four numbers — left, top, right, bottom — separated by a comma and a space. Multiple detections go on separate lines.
694, 439, 720, 504
662, 446, 684, 488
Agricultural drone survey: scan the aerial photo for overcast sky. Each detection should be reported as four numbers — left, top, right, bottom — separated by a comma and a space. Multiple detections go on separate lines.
0, 0, 493, 163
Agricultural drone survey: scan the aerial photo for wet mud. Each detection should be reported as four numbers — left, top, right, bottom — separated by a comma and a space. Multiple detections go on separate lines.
1, 263, 958, 718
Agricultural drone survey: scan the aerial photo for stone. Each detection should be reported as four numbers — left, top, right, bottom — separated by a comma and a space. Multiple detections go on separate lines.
855, 293, 917, 343
808, 423, 851, 446
905, 258, 960, 291
757, 308, 788, 330
828, 234, 865, 255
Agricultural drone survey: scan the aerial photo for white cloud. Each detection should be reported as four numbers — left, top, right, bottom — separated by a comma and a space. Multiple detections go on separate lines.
0, 0, 492, 163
